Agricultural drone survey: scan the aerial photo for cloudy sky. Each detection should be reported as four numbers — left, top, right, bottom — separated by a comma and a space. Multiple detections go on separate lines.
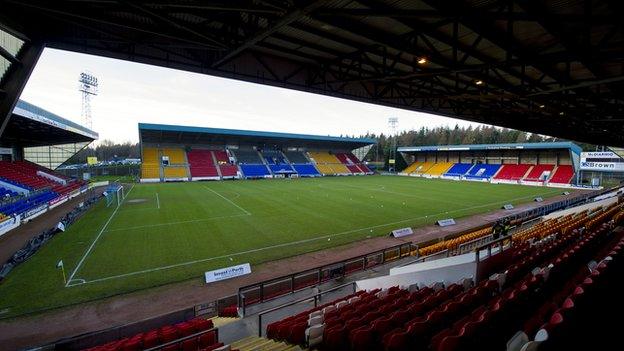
20, 48, 483, 144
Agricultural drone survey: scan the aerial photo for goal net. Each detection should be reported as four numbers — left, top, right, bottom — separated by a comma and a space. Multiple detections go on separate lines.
104, 183, 125, 207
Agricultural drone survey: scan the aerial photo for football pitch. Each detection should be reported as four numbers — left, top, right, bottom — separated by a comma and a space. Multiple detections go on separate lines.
0, 176, 564, 317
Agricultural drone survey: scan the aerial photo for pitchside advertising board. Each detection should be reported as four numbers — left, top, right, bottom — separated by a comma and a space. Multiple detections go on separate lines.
205, 263, 251, 284
580, 152, 624, 172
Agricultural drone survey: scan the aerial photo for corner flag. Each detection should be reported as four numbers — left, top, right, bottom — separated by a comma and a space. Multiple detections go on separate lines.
57, 260, 66, 284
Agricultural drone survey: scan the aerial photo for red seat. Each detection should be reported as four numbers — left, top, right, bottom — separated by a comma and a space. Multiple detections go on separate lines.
324, 325, 347, 351
384, 329, 409, 351
180, 337, 197, 351
198, 331, 217, 348
350, 326, 374, 351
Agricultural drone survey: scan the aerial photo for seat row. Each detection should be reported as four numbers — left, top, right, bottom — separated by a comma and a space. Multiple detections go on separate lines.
402, 161, 575, 184
83, 318, 217, 351
417, 226, 493, 257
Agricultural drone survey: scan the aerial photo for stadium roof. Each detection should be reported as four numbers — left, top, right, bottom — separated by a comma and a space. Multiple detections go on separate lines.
1, 1, 623, 146
0, 100, 98, 147
139, 123, 375, 149
398, 141, 582, 155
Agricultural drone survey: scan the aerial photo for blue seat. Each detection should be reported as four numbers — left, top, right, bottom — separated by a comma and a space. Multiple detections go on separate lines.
240, 164, 270, 178
269, 164, 295, 174
0, 190, 57, 217
464, 164, 501, 179
293, 164, 320, 176
444, 163, 473, 177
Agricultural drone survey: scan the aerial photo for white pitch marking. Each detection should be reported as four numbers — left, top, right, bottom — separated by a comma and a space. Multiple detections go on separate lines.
65, 184, 135, 287
156, 192, 160, 209
69, 190, 560, 286
203, 186, 251, 215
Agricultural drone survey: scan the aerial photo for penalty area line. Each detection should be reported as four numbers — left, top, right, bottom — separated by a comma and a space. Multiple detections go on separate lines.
64, 184, 135, 288
202, 186, 251, 215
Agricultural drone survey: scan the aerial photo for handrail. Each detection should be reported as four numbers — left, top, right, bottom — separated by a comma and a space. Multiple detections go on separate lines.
237, 242, 413, 312
474, 235, 514, 263
143, 327, 219, 351
256, 281, 356, 336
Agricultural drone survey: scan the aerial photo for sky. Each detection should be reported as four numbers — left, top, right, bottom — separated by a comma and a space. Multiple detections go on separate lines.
19, 48, 483, 144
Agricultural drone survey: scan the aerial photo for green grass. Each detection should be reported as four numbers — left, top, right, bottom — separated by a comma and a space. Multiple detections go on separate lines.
88, 175, 137, 183
0, 176, 563, 318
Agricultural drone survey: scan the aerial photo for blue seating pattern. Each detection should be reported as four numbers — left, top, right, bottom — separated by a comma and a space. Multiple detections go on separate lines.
262, 150, 289, 165
269, 164, 295, 174
0, 186, 18, 198
293, 164, 320, 177
0, 190, 57, 217
443, 163, 473, 177
240, 164, 270, 178
0, 177, 32, 191
464, 164, 501, 179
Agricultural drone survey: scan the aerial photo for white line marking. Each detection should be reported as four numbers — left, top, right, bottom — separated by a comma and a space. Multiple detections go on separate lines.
104, 213, 250, 232
203, 186, 251, 215
156, 192, 160, 209
65, 184, 135, 287
69, 189, 560, 286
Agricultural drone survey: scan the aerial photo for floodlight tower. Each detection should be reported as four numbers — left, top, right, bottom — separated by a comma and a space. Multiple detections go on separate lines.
78, 72, 99, 130
388, 117, 399, 172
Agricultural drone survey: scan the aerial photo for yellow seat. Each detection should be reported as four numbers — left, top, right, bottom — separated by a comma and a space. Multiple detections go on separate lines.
402, 162, 422, 173
308, 151, 349, 175
161, 148, 186, 164
424, 162, 454, 176
164, 167, 187, 178
412, 162, 435, 174
142, 147, 160, 179
141, 164, 160, 179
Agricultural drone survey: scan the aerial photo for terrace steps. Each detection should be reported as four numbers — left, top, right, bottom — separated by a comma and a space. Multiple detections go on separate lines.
232, 336, 302, 351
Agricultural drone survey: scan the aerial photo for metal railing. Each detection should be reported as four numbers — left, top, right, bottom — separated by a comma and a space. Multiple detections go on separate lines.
474, 235, 514, 263
237, 242, 415, 314
256, 282, 356, 336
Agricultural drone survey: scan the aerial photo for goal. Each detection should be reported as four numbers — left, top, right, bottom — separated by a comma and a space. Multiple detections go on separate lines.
104, 184, 125, 207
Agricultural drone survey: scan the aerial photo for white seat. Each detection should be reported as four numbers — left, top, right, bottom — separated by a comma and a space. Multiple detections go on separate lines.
519, 341, 541, 351
534, 328, 549, 342
430, 282, 444, 291
460, 277, 474, 291
213, 345, 231, 351
335, 300, 348, 309
587, 260, 598, 272
308, 315, 323, 326
306, 324, 325, 347
348, 296, 360, 304
506, 331, 529, 351
491, 272, 506, 289
309, 310, 322, 320
322, 305, 336, 315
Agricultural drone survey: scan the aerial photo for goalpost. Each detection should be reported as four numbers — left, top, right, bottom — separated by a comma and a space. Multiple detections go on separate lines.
104, 183, 125, 207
